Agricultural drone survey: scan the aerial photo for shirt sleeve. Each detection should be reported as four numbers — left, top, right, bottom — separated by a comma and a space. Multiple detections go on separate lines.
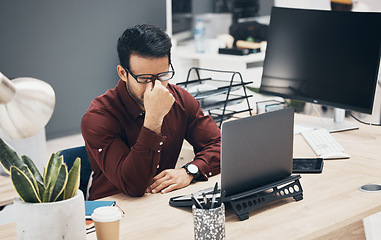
81, 107, 166, 197
182, 90, 221, 181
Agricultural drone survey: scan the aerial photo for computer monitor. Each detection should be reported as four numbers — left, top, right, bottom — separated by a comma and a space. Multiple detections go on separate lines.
259, 7, 381, 132
234, 0, 274, 25
167, 0, 193, 42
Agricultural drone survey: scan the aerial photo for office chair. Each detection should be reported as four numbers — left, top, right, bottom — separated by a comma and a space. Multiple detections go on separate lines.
59, 146, 92, 200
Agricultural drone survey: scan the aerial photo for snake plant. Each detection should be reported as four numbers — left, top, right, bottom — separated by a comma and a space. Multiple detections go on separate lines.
0, 138, 81, 203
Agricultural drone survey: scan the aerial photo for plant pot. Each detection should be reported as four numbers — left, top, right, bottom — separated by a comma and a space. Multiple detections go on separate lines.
14, 190, 86, 240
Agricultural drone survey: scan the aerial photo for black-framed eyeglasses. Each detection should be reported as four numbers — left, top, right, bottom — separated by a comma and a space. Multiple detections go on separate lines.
124, 63, 175, 83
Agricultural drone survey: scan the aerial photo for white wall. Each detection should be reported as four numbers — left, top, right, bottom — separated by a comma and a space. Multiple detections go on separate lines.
275, 0, 381, 11
358, 0, 381, 11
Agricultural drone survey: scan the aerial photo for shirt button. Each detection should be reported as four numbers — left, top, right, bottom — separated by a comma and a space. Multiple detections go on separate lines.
209, 172, 212, 176
98, 148, 103, 152
159, 142, 163, 146
157, 150, 161, 153
157, 165, 160, 169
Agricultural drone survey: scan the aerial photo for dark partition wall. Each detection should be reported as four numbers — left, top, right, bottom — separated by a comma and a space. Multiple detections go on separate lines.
0, 0, 166, 139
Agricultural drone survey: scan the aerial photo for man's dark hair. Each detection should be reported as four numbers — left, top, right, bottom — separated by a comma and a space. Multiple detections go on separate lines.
117, 24, 172, 69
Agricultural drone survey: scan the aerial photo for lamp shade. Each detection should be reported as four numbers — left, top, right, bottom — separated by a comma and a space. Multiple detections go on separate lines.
0, 72, 55, 139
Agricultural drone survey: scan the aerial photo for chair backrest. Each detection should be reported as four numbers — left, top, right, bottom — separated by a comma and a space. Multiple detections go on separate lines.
59, 146, 92, 200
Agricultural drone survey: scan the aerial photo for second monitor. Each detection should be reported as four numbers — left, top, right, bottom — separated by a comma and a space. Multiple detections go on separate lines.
259, 7, 381, 132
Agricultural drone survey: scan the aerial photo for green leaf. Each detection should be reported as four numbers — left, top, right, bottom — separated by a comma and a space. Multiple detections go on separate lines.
56, 191, 64, 201
42, 158, 63, 203
64, 157, 81, 200
44, 153, 63, 188
10, 166, 41, 203
17, 164, 41, 197
37, 181, 45, 200
0, 138, 24, 174
50, 164, 68, 202
21, 155, 44, 185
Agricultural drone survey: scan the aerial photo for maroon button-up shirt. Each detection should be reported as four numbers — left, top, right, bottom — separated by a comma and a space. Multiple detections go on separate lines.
81, 80, 221, 200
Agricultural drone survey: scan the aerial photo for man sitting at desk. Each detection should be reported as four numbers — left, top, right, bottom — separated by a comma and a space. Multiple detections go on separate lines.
81, 24, 221, 200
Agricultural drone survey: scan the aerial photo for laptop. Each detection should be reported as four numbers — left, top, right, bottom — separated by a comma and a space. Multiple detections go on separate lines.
169, 107, 294, 207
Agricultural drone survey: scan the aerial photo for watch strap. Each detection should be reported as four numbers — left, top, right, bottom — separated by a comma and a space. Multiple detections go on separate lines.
183, 164, 200, 181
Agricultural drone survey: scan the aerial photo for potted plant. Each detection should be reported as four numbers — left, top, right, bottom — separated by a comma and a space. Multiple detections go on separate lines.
0, 138, 86, 240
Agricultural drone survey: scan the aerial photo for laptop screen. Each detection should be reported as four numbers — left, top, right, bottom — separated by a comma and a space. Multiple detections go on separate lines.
169, 108, 294, 207
221, 108, 294, 197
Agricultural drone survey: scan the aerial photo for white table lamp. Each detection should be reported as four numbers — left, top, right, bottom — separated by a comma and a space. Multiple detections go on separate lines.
0, 72, 55, 139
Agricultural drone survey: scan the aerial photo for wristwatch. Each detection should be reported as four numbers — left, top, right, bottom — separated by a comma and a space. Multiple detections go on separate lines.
183, 163, 200, 181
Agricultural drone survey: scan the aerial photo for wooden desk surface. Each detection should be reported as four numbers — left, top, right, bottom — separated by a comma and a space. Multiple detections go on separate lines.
1, 116, 381, 239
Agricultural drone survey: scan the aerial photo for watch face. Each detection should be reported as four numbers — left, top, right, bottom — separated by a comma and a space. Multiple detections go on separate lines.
187, 164, 198, 174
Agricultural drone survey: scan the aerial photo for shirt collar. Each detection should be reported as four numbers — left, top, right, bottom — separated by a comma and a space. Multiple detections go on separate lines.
116, 79, 144, 120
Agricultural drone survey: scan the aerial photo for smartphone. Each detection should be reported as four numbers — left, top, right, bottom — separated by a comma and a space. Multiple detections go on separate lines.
292, 158, 324, 173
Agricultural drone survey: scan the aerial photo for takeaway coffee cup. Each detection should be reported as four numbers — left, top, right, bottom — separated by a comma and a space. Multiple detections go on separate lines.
91, 206, 123, 240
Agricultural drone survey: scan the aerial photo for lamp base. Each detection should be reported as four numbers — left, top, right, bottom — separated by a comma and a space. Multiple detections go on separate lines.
0, 128, 47, 175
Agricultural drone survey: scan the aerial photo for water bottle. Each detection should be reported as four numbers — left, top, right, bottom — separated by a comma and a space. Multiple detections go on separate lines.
194, 18, 205, 53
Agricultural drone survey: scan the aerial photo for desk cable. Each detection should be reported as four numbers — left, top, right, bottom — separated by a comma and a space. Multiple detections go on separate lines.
349, 112, 381, 126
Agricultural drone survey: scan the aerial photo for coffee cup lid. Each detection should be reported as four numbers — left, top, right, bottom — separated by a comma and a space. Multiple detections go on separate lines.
91, 206, 122, 222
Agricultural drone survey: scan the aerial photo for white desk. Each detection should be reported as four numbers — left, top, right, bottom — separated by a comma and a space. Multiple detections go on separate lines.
172, 41, 265, 88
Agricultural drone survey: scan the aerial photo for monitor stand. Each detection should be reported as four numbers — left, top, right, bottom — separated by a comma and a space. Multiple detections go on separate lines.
295, 108, 359, 133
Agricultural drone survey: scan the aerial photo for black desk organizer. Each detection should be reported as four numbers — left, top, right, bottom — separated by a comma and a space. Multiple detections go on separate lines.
176, 67, 253, 127
225, 175, 303, 221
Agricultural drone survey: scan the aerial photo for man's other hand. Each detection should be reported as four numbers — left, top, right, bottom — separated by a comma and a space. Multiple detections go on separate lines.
146, 168, 193, 194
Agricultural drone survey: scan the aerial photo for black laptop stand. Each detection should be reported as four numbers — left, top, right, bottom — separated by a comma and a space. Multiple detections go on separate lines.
226, 175, 303, 221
